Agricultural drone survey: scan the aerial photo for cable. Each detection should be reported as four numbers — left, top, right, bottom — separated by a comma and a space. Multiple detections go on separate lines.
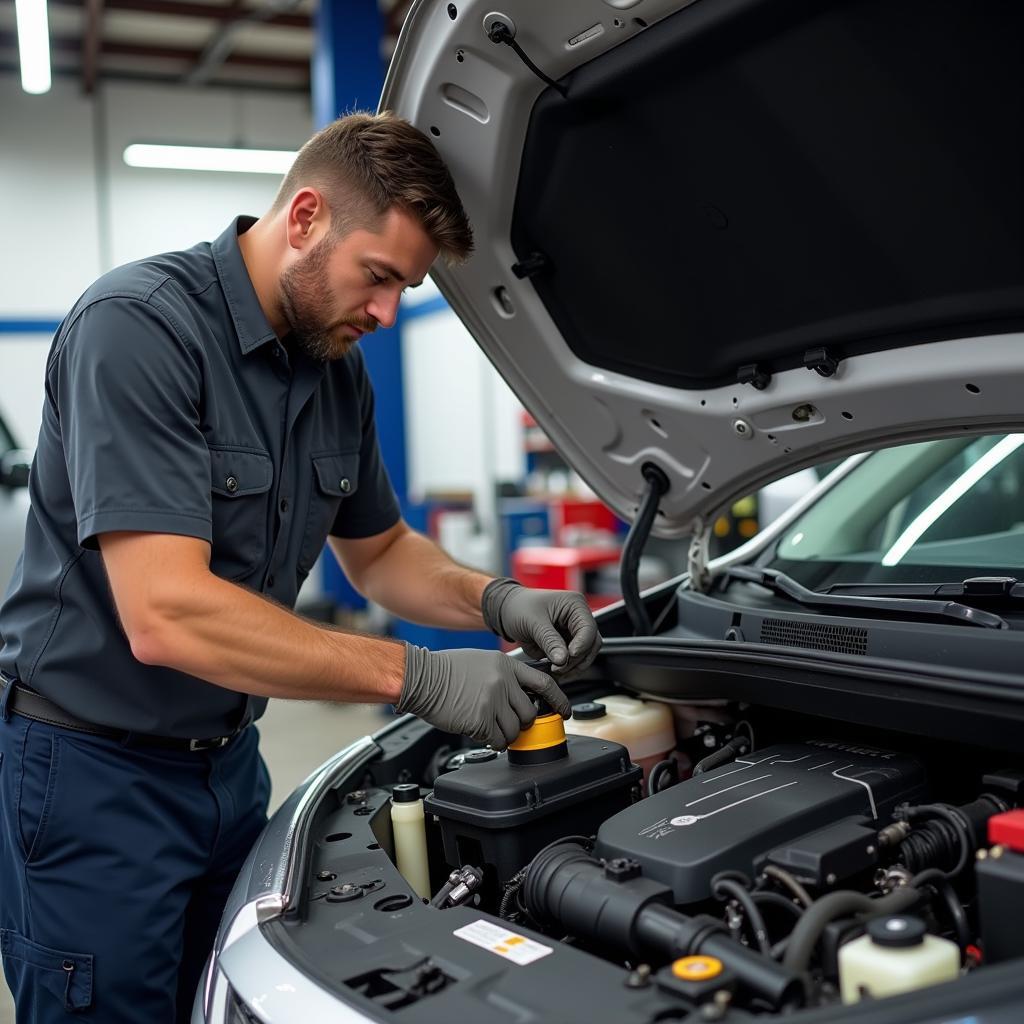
487, 22, 568, 97
712, 874, 771, 955
620, 464, 670, 635
760, 865, 814, 910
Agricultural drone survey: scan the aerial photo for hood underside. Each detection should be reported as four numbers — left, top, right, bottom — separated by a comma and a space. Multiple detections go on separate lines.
383, 0, 1024, 536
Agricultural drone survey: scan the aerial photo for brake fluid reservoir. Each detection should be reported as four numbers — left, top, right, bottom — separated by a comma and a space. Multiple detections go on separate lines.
564, 695, 675, 788
839, 915, 959, 1004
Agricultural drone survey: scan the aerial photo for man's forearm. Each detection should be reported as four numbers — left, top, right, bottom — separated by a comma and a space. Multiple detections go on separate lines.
344, 529, 493, 630
131, 571, 406, 703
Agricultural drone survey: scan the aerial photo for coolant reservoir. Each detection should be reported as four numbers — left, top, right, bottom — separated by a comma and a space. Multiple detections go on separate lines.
839, 915, 959, 1003
564, 695, 675, 789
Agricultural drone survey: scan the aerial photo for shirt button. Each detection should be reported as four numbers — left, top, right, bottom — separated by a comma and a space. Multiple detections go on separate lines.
225, 476, 239, 493
280, 498, 289, 513
267, 575, 276, 587
340, 478, 352, 494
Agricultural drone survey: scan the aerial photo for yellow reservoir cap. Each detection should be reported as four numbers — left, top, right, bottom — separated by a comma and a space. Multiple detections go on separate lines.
672, 956, 723, 981
508, 713, 566, 752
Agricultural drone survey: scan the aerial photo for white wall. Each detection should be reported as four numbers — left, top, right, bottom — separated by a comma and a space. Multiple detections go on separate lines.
0, 73, 312, 446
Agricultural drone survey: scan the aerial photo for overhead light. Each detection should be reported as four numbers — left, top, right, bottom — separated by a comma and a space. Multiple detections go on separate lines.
123, 144, 297, 175
881, 434, 1024, 566
15, 0, 51, 95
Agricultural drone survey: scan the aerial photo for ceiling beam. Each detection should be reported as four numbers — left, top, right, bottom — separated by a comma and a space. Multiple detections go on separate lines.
81, 0, 104, 94
0, 31, 309, 72
186, 0, 305, 87
49, 0, 311, 30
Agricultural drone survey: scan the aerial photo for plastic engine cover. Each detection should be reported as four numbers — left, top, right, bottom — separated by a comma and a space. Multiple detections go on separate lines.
594, 741, 925, 904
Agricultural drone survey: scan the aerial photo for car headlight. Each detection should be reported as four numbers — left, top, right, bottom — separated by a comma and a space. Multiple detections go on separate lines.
226, 988, 262, 1024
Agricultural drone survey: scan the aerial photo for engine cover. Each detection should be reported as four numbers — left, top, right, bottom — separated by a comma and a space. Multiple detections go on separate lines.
593, 741, 926, 904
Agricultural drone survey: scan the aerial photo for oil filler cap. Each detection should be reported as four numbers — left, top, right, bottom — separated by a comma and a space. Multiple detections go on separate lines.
572, 702, 607, 720
671, 956, 723, 981
867, 915, 927, 948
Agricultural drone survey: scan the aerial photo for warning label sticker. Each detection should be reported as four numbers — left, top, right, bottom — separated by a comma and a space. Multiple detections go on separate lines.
453, 920, 554, 966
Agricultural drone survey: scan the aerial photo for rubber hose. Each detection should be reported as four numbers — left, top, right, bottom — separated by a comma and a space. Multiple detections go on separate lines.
782, 886, 920, 972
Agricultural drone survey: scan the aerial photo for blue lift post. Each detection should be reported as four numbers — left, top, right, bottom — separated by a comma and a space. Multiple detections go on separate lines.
312, 1, 497, 650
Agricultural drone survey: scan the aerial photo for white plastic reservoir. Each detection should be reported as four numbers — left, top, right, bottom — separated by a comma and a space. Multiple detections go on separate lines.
564, 695, 676, 790
839, 914, 959, 1004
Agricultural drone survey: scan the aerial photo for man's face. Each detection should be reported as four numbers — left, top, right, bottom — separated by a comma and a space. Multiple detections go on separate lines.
279, 206, 438, 362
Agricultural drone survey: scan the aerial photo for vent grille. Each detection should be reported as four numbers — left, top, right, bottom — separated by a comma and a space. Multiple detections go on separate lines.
760, 618, 868, 656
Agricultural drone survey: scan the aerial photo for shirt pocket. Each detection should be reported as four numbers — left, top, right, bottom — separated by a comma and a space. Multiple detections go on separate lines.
208, 445, 273, 582
298, 451, 360, 574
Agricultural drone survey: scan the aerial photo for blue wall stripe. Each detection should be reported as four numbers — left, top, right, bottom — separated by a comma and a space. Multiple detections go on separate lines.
0, 320, 60, 335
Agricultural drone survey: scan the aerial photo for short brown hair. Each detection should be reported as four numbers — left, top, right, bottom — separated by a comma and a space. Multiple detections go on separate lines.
272, 111, 473, 265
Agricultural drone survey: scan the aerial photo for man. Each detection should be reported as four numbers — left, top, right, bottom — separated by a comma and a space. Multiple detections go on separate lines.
0, 112, 600, 1023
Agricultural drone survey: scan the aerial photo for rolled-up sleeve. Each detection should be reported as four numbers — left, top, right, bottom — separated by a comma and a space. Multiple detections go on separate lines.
329, 349, 401, 540
51, 296, 212, 550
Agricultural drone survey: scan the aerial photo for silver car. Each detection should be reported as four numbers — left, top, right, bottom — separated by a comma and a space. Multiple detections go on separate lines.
197, 0, 1024, 1020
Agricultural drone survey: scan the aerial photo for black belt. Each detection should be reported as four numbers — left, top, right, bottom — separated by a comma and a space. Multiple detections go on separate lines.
3, 683, 241, 752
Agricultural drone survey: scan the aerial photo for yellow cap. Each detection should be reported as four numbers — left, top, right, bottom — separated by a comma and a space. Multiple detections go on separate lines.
508, 713, 566, 752
671, 956, 723, 982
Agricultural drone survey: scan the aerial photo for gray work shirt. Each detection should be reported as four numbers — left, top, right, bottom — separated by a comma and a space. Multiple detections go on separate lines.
0, 217, 401, 737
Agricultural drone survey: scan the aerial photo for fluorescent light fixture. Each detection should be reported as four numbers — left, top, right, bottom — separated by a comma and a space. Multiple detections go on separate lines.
15, 0, 51, 95
123, 144, 297, 175
881, 434, 1024, 566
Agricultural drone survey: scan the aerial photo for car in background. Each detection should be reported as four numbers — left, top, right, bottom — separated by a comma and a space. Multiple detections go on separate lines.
0, 406, 30, 601
196, 1, 1024, 1022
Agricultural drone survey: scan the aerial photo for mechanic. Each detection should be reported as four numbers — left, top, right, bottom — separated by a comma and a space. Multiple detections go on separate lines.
0, 112, 600, 1024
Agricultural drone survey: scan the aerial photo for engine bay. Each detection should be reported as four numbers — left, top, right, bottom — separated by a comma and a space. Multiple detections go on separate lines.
276, 695, 1024, 1022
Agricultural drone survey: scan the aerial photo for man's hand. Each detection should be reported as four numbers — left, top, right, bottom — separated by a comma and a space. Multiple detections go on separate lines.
480, 579, 601, 676
397, 646, 571, 750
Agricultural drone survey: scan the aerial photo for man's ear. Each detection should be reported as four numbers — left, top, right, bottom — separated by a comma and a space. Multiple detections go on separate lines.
285, 188, 327, 251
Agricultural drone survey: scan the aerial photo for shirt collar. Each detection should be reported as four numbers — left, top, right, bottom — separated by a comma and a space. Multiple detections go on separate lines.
211, 216, 279, 355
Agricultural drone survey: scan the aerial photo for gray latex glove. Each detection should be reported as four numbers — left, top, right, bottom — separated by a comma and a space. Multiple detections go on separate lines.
397, 645, 571, 750
481, 578, 601, 676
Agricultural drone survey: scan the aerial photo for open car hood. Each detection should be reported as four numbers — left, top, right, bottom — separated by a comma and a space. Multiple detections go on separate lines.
382, 0, 1024, 538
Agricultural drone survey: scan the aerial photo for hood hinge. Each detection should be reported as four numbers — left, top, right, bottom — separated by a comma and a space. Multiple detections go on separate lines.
687, 518, 711, 593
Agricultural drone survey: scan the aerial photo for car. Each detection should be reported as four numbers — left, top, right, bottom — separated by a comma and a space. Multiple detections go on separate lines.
195, 0, 1024, 1021
0, 405, 31, 604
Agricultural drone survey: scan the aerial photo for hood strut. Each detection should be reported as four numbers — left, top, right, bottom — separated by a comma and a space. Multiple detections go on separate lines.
620, 463, 670, 635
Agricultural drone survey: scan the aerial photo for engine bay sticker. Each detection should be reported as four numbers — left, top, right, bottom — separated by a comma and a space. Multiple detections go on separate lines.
454, 920, 553, 966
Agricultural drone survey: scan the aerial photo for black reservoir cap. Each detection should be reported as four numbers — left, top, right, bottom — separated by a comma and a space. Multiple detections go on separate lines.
867, 915, 926, 948
392, 783, 422, 803
572, 701, 607, 721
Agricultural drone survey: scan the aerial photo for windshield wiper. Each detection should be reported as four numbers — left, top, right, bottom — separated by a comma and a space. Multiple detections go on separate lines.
827, 577, 1024, 601
722, 566, 1009, 630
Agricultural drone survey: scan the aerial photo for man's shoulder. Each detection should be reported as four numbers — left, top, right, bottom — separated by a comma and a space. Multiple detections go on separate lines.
76, 241, 216, 312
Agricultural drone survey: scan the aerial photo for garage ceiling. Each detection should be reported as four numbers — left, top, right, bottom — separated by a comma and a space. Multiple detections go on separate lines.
0, 0, 414, 93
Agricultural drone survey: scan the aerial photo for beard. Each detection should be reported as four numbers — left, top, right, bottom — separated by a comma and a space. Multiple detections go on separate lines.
278, 236, 377, 362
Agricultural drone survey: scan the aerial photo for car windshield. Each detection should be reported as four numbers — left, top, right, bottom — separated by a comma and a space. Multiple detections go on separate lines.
765, 433, 1024, 589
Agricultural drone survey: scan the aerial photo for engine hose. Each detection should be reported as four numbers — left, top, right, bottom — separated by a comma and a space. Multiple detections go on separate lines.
713, 876, 771, 955
751, 891, 805, 921
898, 797, 1005, 880
782, 886, 921, 972
649, 758, 679, 794
620, 464, 669, 636
524, 841, 802, 1007
760, 865, 813, 909
693, 736, 750, 776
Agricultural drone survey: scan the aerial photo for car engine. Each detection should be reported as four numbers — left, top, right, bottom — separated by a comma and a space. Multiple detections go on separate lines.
398, 700, 1024, 1015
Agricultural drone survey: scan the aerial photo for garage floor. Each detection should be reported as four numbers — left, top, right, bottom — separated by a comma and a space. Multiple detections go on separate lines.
0, 699, 388, 1023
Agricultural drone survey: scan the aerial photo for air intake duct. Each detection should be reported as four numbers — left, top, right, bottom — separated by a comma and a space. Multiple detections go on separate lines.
523, 841, 803, 1008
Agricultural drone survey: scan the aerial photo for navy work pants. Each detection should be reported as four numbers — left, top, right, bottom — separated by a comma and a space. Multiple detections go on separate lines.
0, 697, 270, 1023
